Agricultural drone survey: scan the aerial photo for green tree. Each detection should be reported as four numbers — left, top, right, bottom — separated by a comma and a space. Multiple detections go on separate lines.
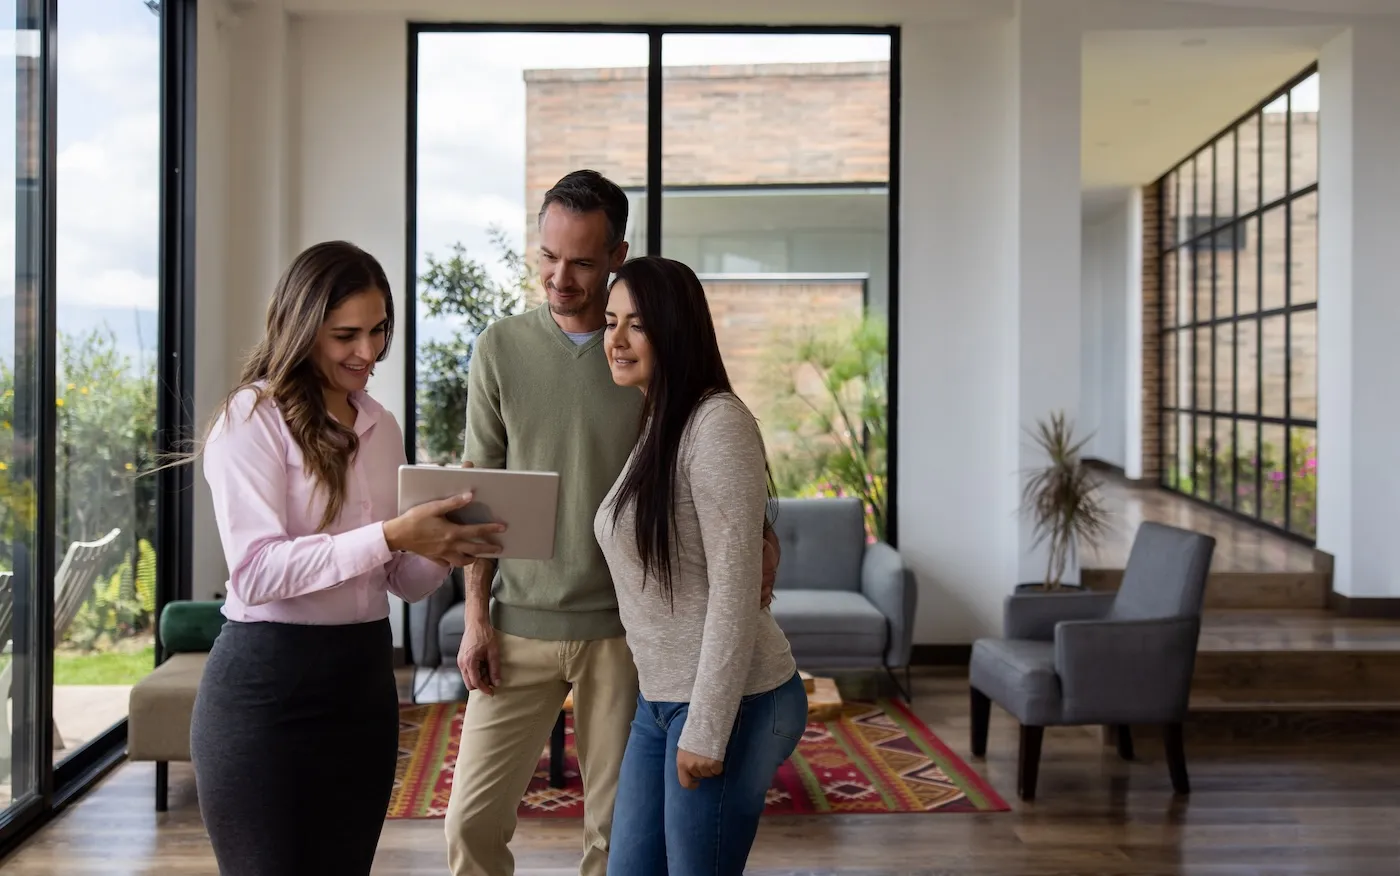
416, 229, 531, 463
0, 327, 159, 650
768, 316, 888, 541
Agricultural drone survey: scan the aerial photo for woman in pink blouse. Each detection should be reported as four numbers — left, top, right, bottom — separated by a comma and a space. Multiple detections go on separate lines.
189, 241, 503, 876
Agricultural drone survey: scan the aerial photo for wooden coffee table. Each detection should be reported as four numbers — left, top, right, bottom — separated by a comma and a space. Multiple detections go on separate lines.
801, 671, 844, 721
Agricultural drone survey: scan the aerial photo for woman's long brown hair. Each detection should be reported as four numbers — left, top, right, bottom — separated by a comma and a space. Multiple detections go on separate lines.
217, 240, 394, 531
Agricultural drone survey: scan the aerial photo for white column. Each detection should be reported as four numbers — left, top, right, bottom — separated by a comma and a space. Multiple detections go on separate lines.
898, 4, 1083, 642
1013, 0, 1084, 584
1125, 187, 1145, 480
1317, 25, 1400, 599
898, 20, 1018, 642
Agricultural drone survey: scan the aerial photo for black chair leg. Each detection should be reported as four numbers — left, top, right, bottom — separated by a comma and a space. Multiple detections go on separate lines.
155, 761, 168, 812
970, 687, 991, 757
1017, 725, 1043, 802
1164, 722, 1190, 794
1116, 725, 1135, 761
884, 664, 913, 703
548, 711, 566, 789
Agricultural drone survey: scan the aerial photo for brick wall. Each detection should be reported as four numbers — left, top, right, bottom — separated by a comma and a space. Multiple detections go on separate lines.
523, 61, 890, 262
702, 278, 865, 446
1141, 181, 1161, 482
521, 61, 886, 448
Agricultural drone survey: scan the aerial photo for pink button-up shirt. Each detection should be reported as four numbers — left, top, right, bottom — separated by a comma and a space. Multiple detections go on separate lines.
203, 384, 450, 625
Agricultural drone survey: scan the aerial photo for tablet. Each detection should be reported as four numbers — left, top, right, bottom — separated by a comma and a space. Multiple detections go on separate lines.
397, 465, 561, 560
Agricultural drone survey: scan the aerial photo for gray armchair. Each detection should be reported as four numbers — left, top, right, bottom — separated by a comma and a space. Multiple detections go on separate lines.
968, 521, 1215, 801
407, 566, 466, 671
768, 497, 916, 698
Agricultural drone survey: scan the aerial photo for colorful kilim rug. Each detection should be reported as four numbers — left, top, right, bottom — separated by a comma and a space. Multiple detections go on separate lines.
388, 698, 1009, 818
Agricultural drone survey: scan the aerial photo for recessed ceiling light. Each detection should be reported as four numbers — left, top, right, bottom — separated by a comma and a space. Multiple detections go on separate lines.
1182, 37, 1207, 47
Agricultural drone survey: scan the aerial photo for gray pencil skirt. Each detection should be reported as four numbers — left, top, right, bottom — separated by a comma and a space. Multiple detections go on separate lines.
190, 617, 398, 876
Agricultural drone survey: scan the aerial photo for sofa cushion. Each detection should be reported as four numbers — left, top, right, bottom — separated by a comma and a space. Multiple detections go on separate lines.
969, 638, 1062, 726
439, 608, 464, 666
771, 589, 887, 662
771, 498, 866, 592
128, 652, 207, 761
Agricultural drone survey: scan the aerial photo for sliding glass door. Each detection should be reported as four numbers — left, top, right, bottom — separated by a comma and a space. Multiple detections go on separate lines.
0, 0, 192, 846
0, 0, 45, 825
407, 24, 899, 544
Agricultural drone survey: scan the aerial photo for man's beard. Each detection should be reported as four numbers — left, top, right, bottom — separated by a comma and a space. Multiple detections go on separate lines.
548, 286, 593, 317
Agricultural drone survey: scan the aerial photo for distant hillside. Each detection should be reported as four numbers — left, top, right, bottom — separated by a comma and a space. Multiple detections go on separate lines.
0, 297, 160, 369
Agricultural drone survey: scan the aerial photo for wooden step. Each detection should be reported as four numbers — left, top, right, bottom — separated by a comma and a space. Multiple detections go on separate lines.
1082, 568, 1330, 610
1190, 609, 1400, 708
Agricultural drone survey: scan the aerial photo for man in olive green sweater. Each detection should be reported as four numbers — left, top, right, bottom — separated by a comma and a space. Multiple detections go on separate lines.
443, 171, 776, 876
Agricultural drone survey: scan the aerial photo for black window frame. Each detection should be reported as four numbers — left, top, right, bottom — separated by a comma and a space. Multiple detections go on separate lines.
403, 21, 901, 546
1156, 62, 1318, 544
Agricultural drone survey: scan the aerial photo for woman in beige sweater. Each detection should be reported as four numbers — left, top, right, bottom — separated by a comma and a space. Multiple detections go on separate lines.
594, 255, 807, 875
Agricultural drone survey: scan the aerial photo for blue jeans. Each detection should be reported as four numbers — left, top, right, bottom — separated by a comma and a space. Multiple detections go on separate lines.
606, 672, 807, 876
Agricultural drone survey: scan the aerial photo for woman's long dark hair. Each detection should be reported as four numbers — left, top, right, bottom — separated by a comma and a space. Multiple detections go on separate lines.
607, 256, 773, 607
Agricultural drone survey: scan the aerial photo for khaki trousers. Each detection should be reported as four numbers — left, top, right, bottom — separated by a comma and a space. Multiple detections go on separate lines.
444, 631, 638, 876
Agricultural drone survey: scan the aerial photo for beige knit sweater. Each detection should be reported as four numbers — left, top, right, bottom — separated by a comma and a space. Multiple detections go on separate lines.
594, 393, 798, 760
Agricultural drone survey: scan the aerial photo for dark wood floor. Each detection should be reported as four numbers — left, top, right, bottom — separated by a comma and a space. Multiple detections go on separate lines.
6, 669, 1400, 875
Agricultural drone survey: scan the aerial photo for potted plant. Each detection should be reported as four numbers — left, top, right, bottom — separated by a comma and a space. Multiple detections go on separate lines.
1018, 411, 1109, 592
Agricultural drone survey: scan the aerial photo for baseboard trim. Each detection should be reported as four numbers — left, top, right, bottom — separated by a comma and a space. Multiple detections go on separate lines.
1329, 593, 1400, 619
911, 644, 971, 666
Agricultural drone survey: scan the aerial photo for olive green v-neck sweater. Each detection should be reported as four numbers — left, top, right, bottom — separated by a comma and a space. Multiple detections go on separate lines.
464, 304, 643, 641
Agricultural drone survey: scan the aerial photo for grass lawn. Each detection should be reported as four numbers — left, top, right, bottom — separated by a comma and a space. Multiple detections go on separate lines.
54, 646, 155, 685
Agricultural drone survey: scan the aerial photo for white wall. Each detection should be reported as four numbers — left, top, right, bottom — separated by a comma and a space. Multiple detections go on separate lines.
191, 3, 233, 602
1317, 23, 1400, 598
1079, 198, 1132, 471
899, 19, 1019, 643
1012, 0, 1084, 586
290, 15, 413, 642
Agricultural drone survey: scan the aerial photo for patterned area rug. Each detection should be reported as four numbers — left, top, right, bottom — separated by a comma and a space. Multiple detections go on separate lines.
388, 698, 1008, 818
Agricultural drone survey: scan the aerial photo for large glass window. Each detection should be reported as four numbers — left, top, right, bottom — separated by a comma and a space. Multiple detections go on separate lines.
48, 0, 162, 765
659, 33, 890, 540
0, 0, 188, 840
409, 27, 896, 542
0, 0, 44, 816
1158, 66, 1318, 541
411, 31, 648, 466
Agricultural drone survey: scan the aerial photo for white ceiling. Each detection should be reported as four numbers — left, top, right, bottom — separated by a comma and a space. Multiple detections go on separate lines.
1081, 25, 1334, 218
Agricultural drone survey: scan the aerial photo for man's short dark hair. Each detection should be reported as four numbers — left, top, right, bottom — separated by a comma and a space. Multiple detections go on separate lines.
538, 170, 629, 249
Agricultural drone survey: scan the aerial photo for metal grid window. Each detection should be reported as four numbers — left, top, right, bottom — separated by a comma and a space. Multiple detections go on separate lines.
1157, 64, 1319, 543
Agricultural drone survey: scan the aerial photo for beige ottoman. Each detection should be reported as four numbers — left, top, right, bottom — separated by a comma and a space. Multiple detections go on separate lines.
128, 651, 207, 811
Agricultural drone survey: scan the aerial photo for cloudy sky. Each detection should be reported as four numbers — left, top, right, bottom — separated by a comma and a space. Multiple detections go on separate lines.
0, 0, 160, 365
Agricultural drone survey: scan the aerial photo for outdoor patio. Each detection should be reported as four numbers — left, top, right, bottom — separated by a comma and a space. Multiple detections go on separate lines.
1, 668, 144, 807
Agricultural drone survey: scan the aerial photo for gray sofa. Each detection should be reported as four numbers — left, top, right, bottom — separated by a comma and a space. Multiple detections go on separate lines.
767, 497, 916, 694
408, 496, 917, 696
